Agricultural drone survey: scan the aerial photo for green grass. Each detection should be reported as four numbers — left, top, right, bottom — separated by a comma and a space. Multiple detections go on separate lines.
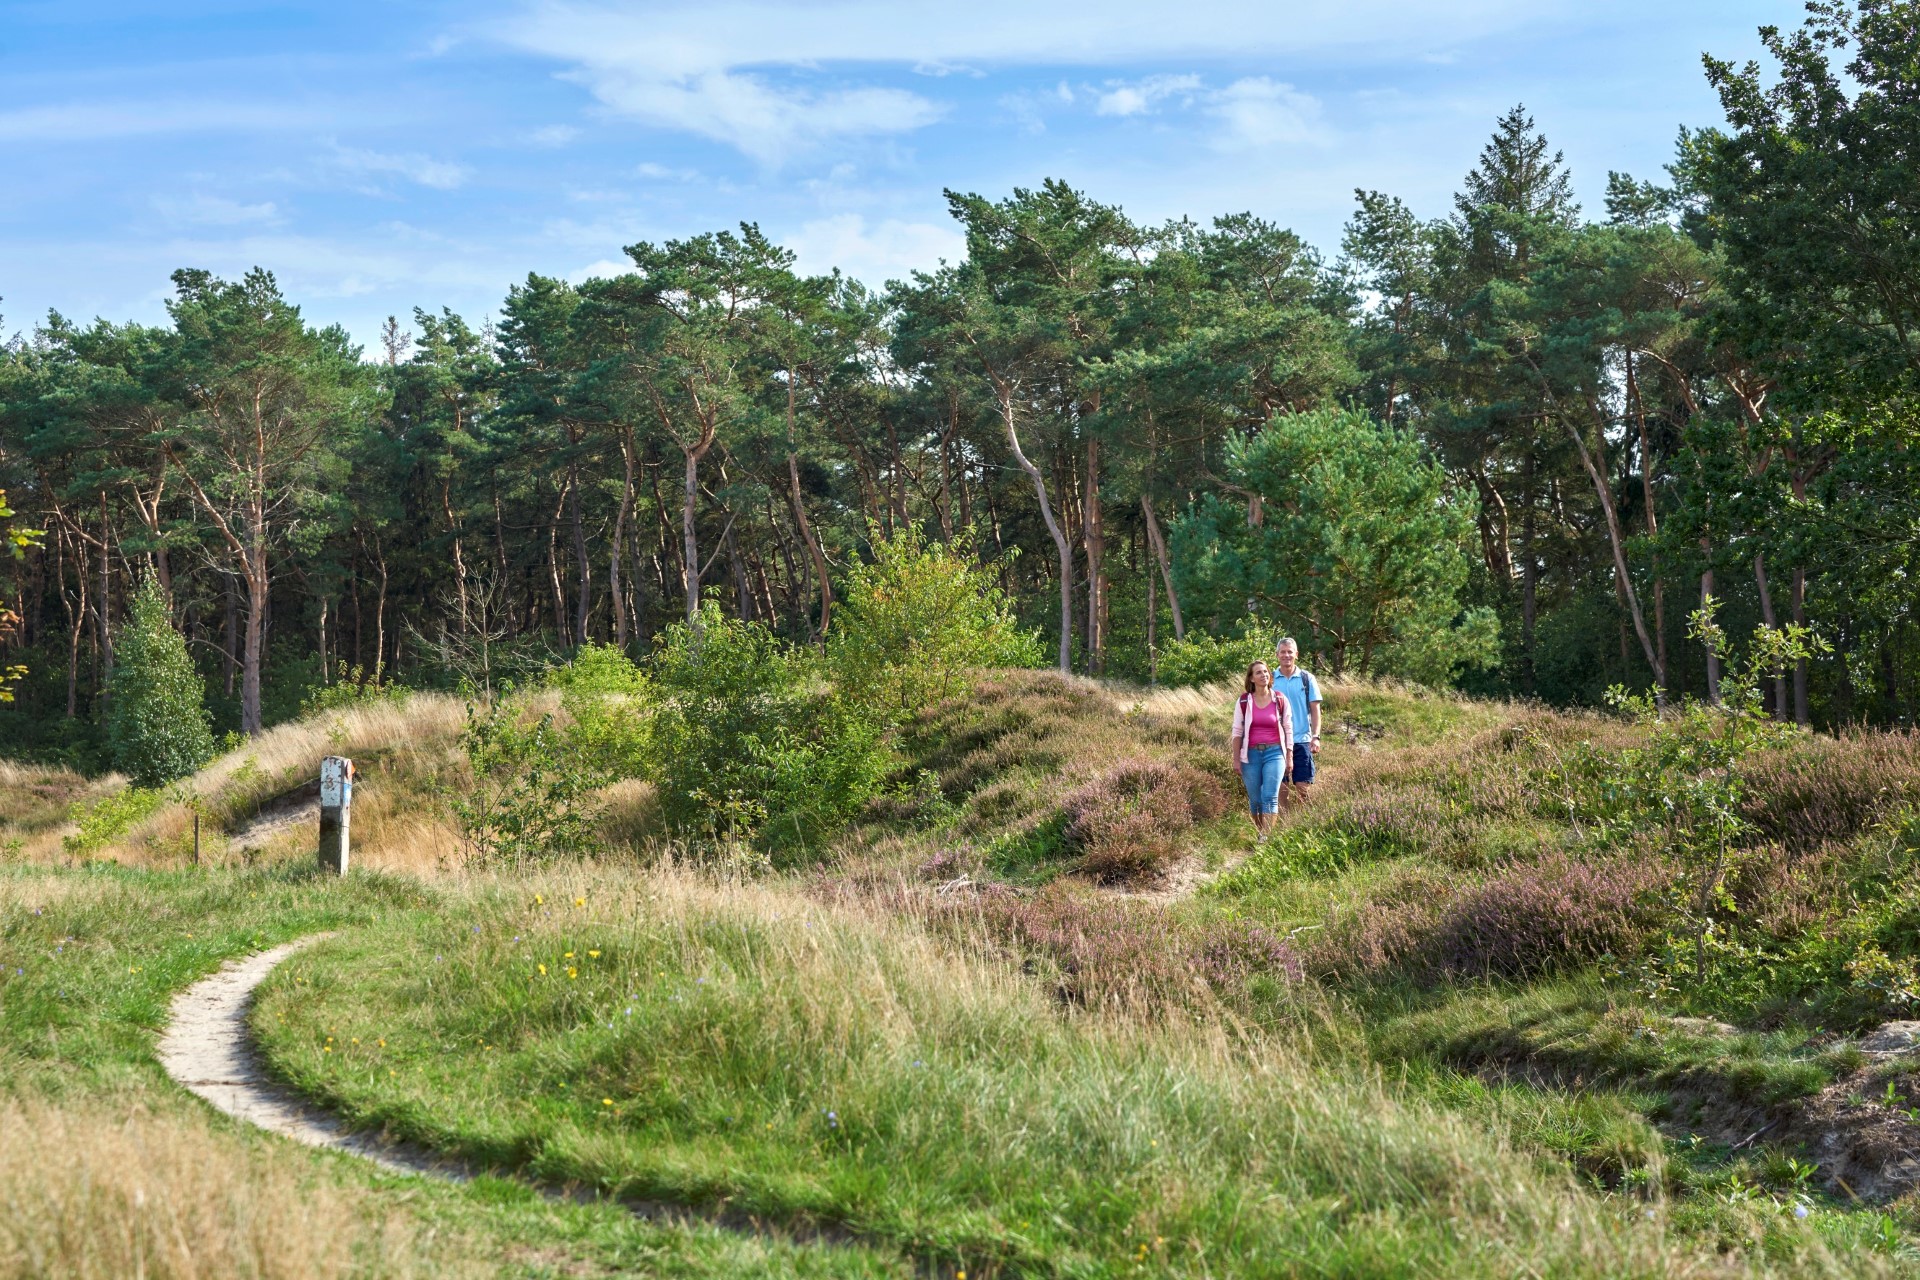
0, 860, 911, 1278
248, 864, 1905, 1278
10, 672, 1920, 1277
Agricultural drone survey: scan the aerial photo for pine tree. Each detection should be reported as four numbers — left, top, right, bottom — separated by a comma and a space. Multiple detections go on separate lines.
107, 578, 216, 787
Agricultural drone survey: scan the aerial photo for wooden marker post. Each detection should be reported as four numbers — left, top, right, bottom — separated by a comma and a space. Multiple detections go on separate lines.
319, 756, 353, 875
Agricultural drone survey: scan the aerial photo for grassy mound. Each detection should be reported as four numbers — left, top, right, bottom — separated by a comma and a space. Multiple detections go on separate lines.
13, 669, 1920, 1274
253, 864, 1894, 1278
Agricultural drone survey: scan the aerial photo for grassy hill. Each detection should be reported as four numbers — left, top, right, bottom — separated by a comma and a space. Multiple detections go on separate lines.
4, 671, 1920, 1276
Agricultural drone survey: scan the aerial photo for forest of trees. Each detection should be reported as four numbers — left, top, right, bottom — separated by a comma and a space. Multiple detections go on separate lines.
2, 3, 1917, 763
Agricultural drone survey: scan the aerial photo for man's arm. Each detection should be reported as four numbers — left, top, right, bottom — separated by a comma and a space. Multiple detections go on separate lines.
1309, 680, 1323, 752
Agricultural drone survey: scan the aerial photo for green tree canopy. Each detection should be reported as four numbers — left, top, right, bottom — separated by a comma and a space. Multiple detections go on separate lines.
1170, 406, 1497, 682
106, 577, 215, 787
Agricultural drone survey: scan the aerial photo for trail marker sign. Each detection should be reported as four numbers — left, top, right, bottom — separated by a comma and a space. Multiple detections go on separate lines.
319, 756, 353, 875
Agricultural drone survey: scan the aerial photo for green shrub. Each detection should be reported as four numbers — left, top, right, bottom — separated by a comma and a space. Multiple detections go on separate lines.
829, 525, 1041, 722
548, 643, 650, 776
298, 665, 410, 716
452, 698, 607, 865
1154, 630, 1273, 688
63, 786, 166, 855
105, 578, 215, 787
650, 603, 888, 857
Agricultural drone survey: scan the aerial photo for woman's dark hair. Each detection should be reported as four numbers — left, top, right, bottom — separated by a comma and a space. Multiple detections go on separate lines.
1243, 660, 1271, 696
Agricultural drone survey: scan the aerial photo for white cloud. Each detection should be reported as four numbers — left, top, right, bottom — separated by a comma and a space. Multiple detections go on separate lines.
497, 1, 1548, 75
559, 66, 943, 165
0, 99, 308, 141
635, 161, 700, 180
1096, 74, 1202, 117
151, 193, 282, 227
524, 124, 581, 146
328, 144, 471, 190
785, 214, 964, 287
1206, 77, 1326, 149
490, 1, 1541, 160
568, 257, 632, 282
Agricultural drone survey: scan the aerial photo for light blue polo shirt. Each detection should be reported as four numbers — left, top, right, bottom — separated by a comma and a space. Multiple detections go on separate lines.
1272, 670, 1320, 744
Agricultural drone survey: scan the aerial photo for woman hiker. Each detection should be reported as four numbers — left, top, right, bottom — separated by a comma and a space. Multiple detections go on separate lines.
1229, 659, 1293, 843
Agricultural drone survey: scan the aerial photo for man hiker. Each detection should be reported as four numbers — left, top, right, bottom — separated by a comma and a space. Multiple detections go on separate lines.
1272, 637, 1322, 805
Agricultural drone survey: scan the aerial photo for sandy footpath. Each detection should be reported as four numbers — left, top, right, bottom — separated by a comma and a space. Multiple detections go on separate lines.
156, 935, 463, 1180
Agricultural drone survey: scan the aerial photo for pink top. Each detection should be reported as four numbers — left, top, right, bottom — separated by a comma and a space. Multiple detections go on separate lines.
1245, 697, 1282, 746
1230, 693, 1294, 765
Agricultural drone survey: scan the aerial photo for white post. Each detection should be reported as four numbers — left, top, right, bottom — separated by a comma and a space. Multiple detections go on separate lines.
319, 756, 353, 875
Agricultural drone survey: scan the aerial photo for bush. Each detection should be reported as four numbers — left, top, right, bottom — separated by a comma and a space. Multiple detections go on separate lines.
106, 579, 215, 787
829, 525, 1041, 722
452, 699, 606, 865
650, 604, 888, 856
547, 643, 650, 777
1153, 630, 1273, 689
299, 665, 411, 716
1060, 757, 1233, 884
966, 880, 1304, 1016
1741, 731, 1920, 854
1425, 852, 1673, 979
1312, 853, 1671, 984
63, 786, 167, 856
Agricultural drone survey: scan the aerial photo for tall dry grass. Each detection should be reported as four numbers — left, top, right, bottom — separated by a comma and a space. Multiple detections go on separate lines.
104, 695, 473, 869
0, 1098, 479, 1280
256, 861, 1886, 1278
0, 761, 118, 859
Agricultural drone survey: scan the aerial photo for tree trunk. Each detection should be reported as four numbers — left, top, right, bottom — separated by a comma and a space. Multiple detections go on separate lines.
1754, 552, 1787, 718
60, 530, 82, 718
788, 453, 832, 637
240, 542, 267, 736
611, 433, 636, 649
1788, 471, 1812, 728
1700, 556, 1721, 705
1083, 436, 1105, 674
1140, 494, 1185, 640
1791, 568, 1810, 728
998, 387, 1073, 671
939, 389, 958, 542
443, 478, 470, 634
726, 521, 754, 621
1521, 459, 1538, 695
569, 466, 590, 644
682, 447, 702, 622
1568, 420, 1667, 708
373, 542, 389, 683
1630, 357, 1669, 709
223, 573, 238, 696
96, 497, 114, 689
1146, 550, 1158, 681
783, 371, 833, 637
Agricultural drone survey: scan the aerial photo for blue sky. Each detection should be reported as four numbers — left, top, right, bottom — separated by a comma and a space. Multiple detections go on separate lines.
3, 0, 1801, 351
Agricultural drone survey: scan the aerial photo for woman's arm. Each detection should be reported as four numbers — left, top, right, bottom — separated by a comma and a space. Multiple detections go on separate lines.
1282, 702, 1297, 782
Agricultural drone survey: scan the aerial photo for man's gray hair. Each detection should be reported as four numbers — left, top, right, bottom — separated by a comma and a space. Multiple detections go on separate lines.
1275, 636, 1299, 653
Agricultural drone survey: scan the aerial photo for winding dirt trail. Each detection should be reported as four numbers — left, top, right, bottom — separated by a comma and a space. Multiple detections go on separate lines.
156, 935, 858, 1246
156, 935, 465, 1180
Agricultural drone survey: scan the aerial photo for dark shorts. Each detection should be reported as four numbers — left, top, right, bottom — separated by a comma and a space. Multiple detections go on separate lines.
1290, 743, 1316, 785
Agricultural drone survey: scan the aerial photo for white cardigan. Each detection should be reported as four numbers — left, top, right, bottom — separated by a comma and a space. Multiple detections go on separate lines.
1229, 692, 1294, 766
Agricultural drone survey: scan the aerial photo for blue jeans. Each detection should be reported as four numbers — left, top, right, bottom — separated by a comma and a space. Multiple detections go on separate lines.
1240, 744, 1285, 815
